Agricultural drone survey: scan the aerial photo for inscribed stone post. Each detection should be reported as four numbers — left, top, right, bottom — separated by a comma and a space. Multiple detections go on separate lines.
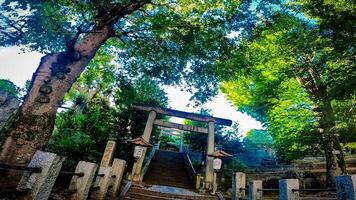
335, 175, 356, 200
100, 140, 117, 167
279, 179, 299, 200
249, 180, 262, 200
17, 150, 65, 200
111, 159, 126, 197
232, 172, 246, 200
68, 161, 97, 200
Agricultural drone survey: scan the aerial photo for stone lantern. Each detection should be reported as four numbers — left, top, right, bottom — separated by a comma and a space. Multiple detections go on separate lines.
208, 150, 232, 194
128, 137, 152, 160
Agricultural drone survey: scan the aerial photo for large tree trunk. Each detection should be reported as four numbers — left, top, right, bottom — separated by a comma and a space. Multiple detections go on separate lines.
0, 25, 113, 188
297, 67, 346, 186
316, 95, 346, 186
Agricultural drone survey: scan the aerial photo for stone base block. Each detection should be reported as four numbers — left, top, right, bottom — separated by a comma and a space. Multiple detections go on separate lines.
17, 150, 65, 200
90, 166, 112, 200
279, 179, 299, 200
68, 161, 98, 200
335, 175, 356, 200
110, 159, 126, 197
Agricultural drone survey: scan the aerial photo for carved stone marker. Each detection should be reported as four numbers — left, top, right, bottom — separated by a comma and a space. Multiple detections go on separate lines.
90, 166, 112, 200
279, 179, 299, 200
68, 161, 98, 200
335, 175, 356, 200
111, 159, 126, 197
249, 180, 262, 200
17, 150, 65, 200
100, 140, 117, 167
232, 172, 246, 200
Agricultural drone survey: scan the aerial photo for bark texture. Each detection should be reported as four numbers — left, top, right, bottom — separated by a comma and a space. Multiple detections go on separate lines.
297, 67, 346, 186
0, 0, 150, 189
0, 26, 114, 189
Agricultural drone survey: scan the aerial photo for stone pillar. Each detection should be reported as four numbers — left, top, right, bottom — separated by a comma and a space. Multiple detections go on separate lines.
205, 121, 215, 186
17, 150, 65, 200
249, 180, 262, 200
100, 140, 117, 167
111, 159, 126, 197
279, 179, 299, 200
68, 161, 98, 200
179, 130, 183, 152
132, 110, 156, 181
195, 174, 202, 189
90, 167, 113, 200
335, 175, 356, 200
232, 172, 246, 200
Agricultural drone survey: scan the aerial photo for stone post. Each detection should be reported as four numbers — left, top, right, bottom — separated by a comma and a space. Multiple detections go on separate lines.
17, 150, 65, 200
132, 110, 156, 181
90, 167, 113, 200
232, 172, 246, 200
100, 140, 117, 167
335, 175, 356, 200
279, 179, 299, 200
195, 174, 202, 190
179, 130, 183, 152
111, 159, 126, 197
68, 161, 98, 200
205, 121, 215, 187
249, 180, 262, 200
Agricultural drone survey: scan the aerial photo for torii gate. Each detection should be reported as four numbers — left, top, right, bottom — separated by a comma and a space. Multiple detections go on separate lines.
130, 104, 232, 188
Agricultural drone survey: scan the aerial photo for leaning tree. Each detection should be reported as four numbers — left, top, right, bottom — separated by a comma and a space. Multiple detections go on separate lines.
0, 0, 238, 171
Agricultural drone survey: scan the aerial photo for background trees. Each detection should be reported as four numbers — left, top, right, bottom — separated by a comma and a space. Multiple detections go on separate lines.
48, 60, 168, 169
0, 0, 354, 188
219, 11, 355, 185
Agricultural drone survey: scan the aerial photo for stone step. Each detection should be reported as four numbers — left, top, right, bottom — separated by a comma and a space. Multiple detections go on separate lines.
124, 185, 217, 200
143, 150, 192, 189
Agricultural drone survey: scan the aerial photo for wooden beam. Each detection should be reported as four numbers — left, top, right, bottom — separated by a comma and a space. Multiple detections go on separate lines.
133, 104, 232, 126
153, 120, 208, 134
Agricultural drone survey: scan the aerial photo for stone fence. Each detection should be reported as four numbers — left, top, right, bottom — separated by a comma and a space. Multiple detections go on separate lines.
232, 172, 356, 200
0, 140, 126, 200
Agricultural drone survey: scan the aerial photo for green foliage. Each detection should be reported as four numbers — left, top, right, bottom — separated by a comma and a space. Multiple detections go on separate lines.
158, 133, 174, 149
191, 160, 203, 172
49, 98, 114, 163
243, 129, 273, 148
219, 13, 355, 161
0, 0, 245, 104
0, 79, 19, 96
220, 158, 246, 190
49, 73, 168, 167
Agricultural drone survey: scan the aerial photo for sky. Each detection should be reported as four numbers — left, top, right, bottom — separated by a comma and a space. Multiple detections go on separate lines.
0, 46, 263, 136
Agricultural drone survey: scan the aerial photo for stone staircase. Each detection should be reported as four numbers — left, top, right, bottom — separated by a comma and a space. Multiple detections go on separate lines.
122, 184, 217, 200
143, 150, 193, 189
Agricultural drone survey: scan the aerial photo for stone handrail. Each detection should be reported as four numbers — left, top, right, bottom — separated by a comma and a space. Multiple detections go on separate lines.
140, 145, 158, 180
216, 192, 225, 200
181, 152, 197, 184
119, 181, 132, 198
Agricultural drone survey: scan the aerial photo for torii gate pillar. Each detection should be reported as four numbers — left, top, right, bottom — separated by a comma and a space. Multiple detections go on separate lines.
205, 121, 215, 186
131, 110, 156, 181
